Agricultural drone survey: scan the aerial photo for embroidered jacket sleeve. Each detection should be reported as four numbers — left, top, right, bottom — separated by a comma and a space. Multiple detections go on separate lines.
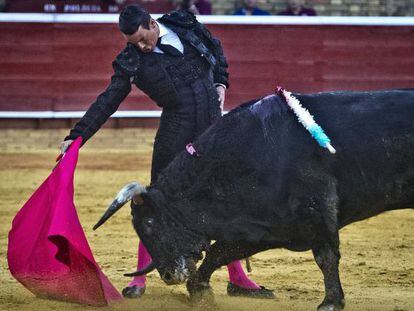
65, 50, 136, 144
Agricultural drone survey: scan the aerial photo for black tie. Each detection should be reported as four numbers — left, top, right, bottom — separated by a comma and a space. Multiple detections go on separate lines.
156, 37, 182, 56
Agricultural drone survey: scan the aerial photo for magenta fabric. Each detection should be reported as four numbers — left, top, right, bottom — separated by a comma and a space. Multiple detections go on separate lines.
7, 137, 122, 306
128, 241, 150, 288
227, 260, 260, 289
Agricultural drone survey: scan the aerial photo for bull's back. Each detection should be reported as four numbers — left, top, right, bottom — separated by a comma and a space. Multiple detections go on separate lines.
298, 90, 414, 225
194, 90, 414, 237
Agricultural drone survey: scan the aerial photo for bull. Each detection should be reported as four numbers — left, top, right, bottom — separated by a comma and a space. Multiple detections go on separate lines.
94, 89, 414, 310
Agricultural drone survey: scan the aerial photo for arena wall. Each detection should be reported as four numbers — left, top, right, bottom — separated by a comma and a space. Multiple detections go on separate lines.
0, 14, 413, 128
4, 0, 414, 16
215, 0, 414, 16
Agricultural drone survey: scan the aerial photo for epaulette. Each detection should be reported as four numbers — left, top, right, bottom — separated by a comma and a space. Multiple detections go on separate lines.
158, 9, 197, 29
114, 43, 140, 76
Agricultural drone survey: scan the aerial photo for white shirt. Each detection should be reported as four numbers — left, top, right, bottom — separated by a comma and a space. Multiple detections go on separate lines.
153, 21, 184, 55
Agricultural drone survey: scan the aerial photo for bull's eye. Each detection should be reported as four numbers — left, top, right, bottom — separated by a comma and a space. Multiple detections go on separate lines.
143, 218, 154, 235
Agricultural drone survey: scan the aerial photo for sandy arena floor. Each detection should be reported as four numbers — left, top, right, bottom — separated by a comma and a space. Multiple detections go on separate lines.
0, 129, 413, 311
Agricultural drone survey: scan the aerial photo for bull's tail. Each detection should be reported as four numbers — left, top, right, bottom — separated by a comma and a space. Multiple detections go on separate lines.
93, 182, 146, 230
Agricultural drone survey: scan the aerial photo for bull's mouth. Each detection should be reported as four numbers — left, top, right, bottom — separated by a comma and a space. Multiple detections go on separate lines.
161, 257, 196, 285
161, 269, 190, 285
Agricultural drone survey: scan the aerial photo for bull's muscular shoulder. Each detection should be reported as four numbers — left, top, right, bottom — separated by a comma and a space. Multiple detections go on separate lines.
114, 43, 140, 76
158, 9, 197, 29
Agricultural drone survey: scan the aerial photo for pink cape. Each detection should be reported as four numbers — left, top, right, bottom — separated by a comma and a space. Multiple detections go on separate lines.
7, 137, 122, 306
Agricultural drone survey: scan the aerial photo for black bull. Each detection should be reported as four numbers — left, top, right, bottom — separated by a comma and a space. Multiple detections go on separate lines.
95, 89, 414, 310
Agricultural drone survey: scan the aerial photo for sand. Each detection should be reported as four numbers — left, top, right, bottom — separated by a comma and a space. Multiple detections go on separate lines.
0, 129, 413, 311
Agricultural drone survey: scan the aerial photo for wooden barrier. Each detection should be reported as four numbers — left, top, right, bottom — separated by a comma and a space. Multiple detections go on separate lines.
0, 15, 413, 124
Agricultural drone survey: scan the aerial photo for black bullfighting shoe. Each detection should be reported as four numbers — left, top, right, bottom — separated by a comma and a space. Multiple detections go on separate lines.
227, 282, 275, 299
122, 285, 146, 298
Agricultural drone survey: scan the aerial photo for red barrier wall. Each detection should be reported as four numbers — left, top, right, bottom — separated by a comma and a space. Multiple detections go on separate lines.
0, 22, 413, 113
6, 0, 174, 13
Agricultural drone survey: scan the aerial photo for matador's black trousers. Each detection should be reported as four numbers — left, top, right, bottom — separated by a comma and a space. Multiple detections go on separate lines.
151, 109, 202, 184
150, 78, 220, 184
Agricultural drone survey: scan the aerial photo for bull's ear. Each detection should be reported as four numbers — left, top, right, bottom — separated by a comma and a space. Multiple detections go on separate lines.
132, 194, 144, 205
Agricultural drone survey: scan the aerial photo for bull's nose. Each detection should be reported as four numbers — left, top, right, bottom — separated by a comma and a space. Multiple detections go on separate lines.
161, 270, 188, 285
162, 271, 176, 285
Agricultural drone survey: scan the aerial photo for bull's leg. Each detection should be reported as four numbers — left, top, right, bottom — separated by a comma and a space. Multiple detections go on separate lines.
302, 176, 344, 310
187, 241, 227, 299
187, 241, 268, 298
312, 237, 345, 311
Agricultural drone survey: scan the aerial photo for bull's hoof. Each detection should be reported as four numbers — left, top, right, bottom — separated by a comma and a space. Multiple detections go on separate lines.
122, 285, 146, 298
187, 278, 215, 304
227, 282, 276, 299
189, 287, 215, 307
187, 277, 209, 295
317, 299, 345, 311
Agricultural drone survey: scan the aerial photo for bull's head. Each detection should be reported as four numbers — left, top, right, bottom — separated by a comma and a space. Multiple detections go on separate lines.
93, 182, 208, 285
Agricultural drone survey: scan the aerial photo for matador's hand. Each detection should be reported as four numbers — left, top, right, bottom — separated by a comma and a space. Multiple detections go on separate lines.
216, 85, 226, 113
60, 139, 74, 155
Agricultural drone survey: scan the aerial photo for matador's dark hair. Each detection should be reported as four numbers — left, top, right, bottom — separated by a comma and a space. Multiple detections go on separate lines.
119, 5, 151, 35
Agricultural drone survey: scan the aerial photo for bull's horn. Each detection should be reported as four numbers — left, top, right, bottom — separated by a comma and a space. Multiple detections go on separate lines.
123, 262, 156, 277
93, 182, 146, 230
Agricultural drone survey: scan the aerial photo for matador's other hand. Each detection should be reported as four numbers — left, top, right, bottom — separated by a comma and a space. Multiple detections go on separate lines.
216, 85, 226, 113
60, 139, 74, 155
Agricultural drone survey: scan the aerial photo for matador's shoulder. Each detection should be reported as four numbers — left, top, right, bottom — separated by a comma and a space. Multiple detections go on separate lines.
114, 43, 141, 76
158, 9, 198, 29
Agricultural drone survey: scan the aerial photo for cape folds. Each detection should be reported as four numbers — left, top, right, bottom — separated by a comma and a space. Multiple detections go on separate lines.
7, 137, 122, 306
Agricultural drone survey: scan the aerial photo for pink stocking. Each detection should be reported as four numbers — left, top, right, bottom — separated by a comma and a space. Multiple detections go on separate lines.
227, 260, 260, 289
127, 241, 152, 288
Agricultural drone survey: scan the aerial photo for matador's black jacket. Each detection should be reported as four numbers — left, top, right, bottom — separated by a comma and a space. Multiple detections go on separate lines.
65, 10, 229, 182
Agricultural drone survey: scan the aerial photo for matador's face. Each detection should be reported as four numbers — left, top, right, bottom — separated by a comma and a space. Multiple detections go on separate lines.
125, 19, 159, 53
